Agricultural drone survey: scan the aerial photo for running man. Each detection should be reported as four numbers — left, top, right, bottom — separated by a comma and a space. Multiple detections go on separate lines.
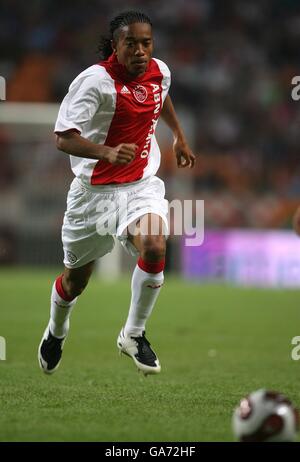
38, 11, 195, 375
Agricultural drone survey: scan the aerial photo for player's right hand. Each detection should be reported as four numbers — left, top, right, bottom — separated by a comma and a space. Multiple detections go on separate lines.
101, 143, 138, 165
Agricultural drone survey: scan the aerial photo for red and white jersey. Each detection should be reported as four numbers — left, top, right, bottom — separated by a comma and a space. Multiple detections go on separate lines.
55, 53, 171, 186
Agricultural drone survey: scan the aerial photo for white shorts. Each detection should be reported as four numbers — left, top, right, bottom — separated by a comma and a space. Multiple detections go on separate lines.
62, 176, 169, 268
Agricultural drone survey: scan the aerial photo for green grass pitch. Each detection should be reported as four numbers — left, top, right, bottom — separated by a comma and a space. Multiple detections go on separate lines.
0, 268, 299, 442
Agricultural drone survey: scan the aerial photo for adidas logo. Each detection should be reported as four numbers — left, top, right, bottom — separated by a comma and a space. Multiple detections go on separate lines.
121, 85, 131, 94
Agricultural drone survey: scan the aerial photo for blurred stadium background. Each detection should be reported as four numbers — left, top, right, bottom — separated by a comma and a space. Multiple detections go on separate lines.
0, 0, 300, 284
1, 0, 300, 443
1, 0, 300, 286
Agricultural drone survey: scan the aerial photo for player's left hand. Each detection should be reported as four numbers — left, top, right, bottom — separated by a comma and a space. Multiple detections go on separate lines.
173, 138, 196, 169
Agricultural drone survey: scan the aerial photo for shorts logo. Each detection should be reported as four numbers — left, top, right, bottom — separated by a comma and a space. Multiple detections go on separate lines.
66, 251, 78, 265
133, 85, 148, 103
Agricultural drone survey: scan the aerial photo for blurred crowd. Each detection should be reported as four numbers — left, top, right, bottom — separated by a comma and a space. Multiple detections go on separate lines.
1, 0, 300, 250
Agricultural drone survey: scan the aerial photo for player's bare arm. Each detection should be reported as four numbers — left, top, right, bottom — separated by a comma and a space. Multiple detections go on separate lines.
161, 94, 196, 169
56, 130, 137, 165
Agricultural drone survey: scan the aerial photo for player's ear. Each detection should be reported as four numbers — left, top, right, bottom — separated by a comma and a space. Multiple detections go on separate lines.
111, 40, 117, 54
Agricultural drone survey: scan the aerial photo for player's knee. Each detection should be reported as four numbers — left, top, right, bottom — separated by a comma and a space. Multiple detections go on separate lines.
141, 237, 166, 262
63, 275, 89, 298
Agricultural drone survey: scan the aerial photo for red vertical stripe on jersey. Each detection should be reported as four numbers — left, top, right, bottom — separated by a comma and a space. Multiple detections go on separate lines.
91, 58, 163, 185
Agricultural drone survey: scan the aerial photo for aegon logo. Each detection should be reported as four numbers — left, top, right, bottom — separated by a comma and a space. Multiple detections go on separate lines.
140, 84, 161, 159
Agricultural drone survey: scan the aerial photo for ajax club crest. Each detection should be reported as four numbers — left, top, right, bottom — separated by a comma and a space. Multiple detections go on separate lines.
133, 85, 148, 103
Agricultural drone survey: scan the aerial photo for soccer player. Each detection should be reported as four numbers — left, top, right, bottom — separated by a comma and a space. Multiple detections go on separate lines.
38, 11, 195, 375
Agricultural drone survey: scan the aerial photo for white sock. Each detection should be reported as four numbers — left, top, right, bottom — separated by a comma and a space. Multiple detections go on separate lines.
124, 265, 164, 337
49, 282, 77, 339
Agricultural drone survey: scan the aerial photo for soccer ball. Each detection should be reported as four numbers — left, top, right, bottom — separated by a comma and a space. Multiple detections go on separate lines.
232, 389, 299, 442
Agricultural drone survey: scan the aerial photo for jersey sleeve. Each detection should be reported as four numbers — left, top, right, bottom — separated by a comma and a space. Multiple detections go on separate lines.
54, 70, 103, 134
152, 58, 171, 102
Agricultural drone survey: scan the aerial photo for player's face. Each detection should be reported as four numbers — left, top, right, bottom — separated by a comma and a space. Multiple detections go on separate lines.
113, 23, 153, 77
